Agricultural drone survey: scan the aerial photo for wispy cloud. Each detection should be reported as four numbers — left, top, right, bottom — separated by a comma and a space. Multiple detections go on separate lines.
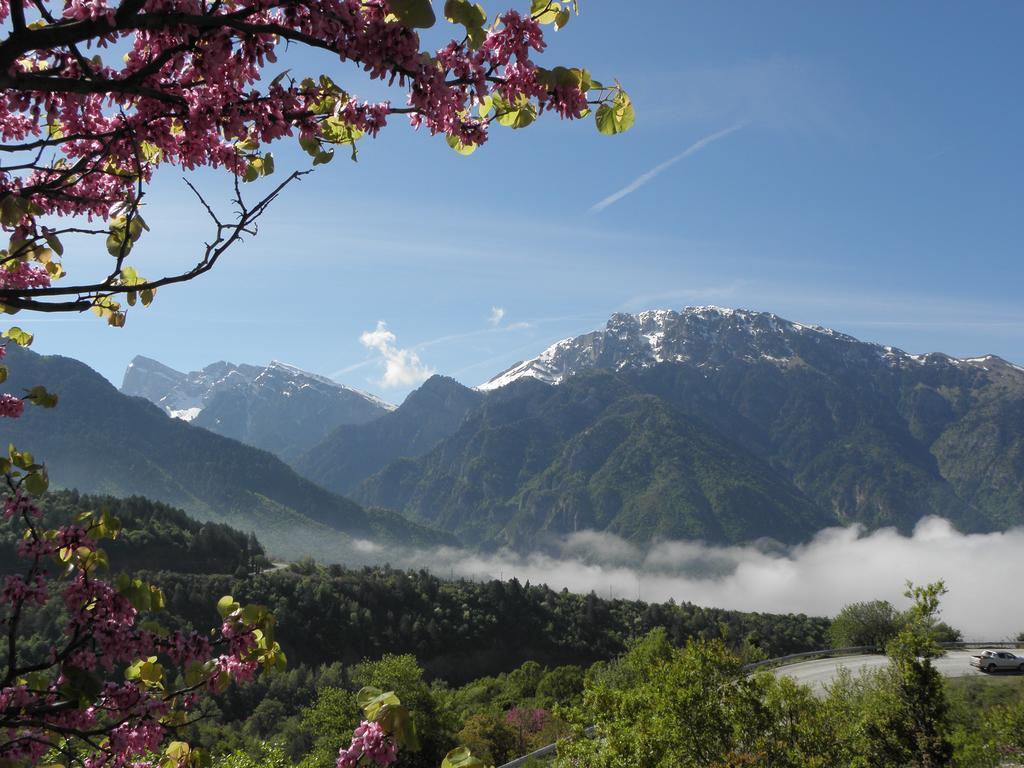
590, 123, 746, 213
359, 321, 434, 388
488, 306, 506, 327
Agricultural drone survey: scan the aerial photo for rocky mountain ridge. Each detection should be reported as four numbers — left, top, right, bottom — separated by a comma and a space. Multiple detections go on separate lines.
480, 306, 1023, 390
122, 355, 394, 460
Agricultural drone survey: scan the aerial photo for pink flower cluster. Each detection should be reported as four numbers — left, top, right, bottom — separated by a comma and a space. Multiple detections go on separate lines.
336, 720, 398, 768
506, 706, 550, 733
0, 487, 271, 768
0, 262, 51, 290
2, 492, 41, 520
1, 573, 48, 606
0, 393, 24, 418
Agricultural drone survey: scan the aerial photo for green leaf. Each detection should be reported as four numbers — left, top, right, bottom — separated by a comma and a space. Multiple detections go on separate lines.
217, 595, 239, 619
165, 742, 191, 763
312, 149, 335, 166
2, 327, 32, 347
494, 94, 537, 129
0, 366, 6, 384
595, 90, 635, 135
444, 0, 487, 47
441, 747, 486, 768
446, 134, 478, 155
0, 195, 30, 227
387, 0, 436, 28
44, 232, 64, 256
184, 660, 209, 688
139, 141, 163, 164
23, 385, 58, 408
476, 94, 494, 118
377, 703, 419, 751
299, 135, 321, 157
554, 7, 570, 29
23, 469, 48, 495
106, 229, 132, 257
530, 0, 561, 24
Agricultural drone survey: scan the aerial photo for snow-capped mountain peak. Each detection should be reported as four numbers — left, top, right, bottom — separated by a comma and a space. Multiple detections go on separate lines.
121, 356, 395, 460
478, 306, 1023, 390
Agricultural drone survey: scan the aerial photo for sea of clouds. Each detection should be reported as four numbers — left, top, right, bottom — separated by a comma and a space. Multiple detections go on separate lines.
354, 517, 1024, 641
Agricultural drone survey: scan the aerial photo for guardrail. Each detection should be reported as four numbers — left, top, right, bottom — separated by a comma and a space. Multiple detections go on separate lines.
742, 640, 1023, 672
496, 641, 1023, 767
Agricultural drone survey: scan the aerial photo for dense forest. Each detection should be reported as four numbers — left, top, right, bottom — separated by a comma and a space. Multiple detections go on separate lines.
1, 491, 833, 766
1, 492, 1019, 767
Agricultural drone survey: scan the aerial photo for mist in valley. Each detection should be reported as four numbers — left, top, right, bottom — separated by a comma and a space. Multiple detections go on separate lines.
345, 517, 1024, 643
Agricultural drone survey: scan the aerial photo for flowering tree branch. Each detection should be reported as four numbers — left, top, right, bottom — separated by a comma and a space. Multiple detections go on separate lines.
0, 0, 633, 325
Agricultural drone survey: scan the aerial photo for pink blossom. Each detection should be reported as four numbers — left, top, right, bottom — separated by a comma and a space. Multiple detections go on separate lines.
0, 393, 24, 418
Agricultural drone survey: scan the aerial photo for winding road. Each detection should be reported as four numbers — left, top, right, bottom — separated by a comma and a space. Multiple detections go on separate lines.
772, 649, 1014, 696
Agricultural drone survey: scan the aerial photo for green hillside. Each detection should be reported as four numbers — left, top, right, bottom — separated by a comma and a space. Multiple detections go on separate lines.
0, 346, 452, 559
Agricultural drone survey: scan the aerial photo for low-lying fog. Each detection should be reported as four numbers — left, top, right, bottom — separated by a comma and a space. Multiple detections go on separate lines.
347, 517, 1024, 642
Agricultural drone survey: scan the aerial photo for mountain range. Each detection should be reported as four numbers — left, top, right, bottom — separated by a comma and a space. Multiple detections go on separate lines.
353, 307, 1024, 548
121, 356, 393, 461
0, 344, 448, 560
7, 305, 1024, 556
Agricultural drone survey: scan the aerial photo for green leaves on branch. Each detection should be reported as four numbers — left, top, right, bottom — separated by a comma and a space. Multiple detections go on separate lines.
2, 326, 33, 347
23, 385, 58, 408
386, 0, 436, 28
118, 266, 155, 309
537, 65, 601, 94
357, 687, 420, 751
76, 507, 123, 540
531, 0, 570, 27
116, 575, 165, 612
0, 194, 41, 227
106, 209, 149, 258
91, 295, 125, 327
161, 741, 210, 768
242, 153, 275, 182
216, 595, 288, 677
6, 443, 49, 495
297, 81, 366, 163
493, 94, 537, 129
444, 0, 487, 48
126, 656, 166, 690
595, 89, 635, 135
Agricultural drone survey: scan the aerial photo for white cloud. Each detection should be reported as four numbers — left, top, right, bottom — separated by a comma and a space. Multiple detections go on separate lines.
378, 519, 1024, 641
488, 306, 506, 327
590, 123, 746, 213
359, 321, 434, 388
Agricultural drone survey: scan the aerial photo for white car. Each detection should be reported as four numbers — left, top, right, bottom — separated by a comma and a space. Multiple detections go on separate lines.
970, 650, 1024, 673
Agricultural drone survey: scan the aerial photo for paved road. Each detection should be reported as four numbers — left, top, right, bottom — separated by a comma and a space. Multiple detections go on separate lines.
773, 650, 1020, 695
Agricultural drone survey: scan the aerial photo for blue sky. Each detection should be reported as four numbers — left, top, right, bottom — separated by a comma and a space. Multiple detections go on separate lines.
22, 2, 1024, 403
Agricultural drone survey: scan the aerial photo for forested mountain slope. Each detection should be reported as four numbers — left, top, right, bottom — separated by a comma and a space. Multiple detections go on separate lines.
296, 375, 483, 494
1, 345, 449, 559
358, 308, 1024, 546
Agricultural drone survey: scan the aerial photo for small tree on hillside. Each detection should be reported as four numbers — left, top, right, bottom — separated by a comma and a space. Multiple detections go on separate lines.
828, 599, 904, 648
885, 581, 955, 768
